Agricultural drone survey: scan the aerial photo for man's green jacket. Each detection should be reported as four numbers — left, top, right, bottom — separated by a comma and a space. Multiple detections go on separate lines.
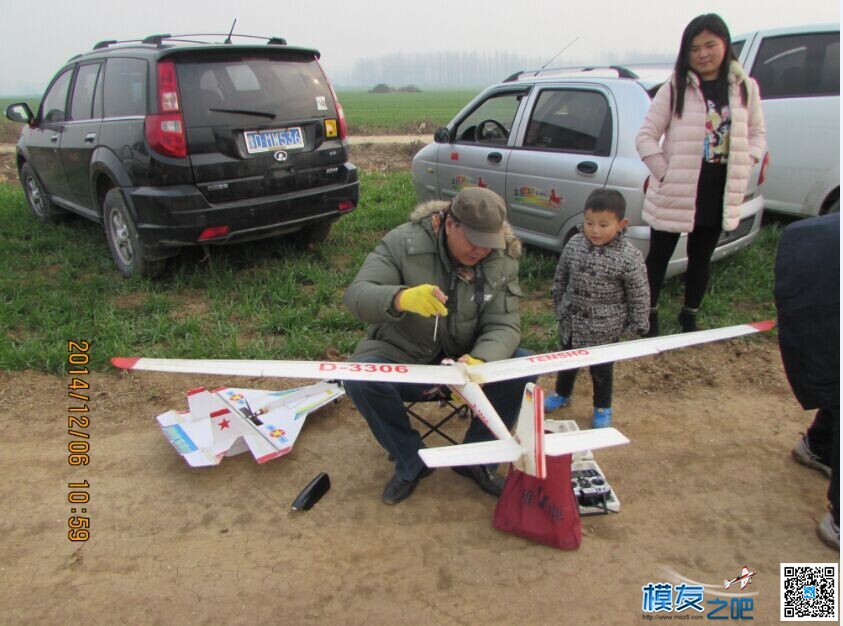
344, 200, 524, 364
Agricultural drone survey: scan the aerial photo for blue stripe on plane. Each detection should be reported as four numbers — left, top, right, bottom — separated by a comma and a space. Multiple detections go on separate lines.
162, 424, 198, 454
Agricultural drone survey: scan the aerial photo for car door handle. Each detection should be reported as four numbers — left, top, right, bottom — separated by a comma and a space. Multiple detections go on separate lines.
84, 133, 96, 143
50, 134, 60, 143
487, 152, 503, 164
577, 161, 598, 174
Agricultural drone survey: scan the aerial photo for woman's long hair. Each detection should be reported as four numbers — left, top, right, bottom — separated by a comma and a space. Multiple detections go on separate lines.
671, 13, 747, 118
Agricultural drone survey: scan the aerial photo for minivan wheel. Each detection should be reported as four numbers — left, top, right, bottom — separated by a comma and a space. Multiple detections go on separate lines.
103, 188, 165, 278
824, 199, 839, 215
20, 163, 64, 223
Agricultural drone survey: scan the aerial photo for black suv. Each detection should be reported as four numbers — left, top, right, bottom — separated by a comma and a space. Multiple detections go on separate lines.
5, 33, 359, 277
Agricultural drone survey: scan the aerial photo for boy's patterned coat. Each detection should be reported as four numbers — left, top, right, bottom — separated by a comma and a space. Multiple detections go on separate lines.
553, 230, 650, 348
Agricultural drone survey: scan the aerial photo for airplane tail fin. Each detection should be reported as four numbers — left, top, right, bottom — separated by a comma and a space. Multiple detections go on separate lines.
186, 387, 230, 420
513, 383, 546, 478
724, 580, 732, 589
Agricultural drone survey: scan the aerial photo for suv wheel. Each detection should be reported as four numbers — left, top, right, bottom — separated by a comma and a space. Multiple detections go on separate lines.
299, 220, 334, 245
103, 188, 165, 278
21, 163, 65, 223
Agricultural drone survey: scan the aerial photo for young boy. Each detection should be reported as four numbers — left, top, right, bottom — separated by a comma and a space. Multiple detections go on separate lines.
545, 189, 650, 427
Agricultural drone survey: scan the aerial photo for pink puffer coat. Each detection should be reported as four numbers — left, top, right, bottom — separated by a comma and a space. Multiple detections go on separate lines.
636, 61, 766, 233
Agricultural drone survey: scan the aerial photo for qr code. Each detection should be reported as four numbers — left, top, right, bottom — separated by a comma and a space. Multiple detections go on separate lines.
781, 562, 838, 621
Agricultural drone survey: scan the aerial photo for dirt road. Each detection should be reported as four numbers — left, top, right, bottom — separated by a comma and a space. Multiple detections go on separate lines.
1, 338, 836, 624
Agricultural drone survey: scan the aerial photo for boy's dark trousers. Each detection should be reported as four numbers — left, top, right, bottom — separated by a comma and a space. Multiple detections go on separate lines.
554, 339, 614, 408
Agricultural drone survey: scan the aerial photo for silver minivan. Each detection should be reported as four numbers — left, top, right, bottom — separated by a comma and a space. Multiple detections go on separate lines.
412, 67, 765, 277
733, 23, 839, 216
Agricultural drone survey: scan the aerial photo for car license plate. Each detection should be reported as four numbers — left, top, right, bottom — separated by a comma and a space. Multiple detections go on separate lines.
243, 126, 304, 154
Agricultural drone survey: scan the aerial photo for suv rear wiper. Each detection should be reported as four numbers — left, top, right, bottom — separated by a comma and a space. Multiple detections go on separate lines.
209, 107, 276, 120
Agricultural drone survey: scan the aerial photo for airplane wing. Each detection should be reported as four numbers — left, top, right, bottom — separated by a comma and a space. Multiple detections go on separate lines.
544, 428, 630, 457
113, 356, 467, 386
467, 321, 775, 384
418, 439, 523, 468
740, 578, 750, 590
114, 322, 772, 388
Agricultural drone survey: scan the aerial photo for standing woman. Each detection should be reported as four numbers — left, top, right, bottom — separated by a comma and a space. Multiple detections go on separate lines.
636, 13, 765, 335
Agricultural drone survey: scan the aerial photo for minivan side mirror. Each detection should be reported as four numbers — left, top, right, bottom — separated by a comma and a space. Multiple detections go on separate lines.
5, 102, 34, 125
433, 127, 452, 144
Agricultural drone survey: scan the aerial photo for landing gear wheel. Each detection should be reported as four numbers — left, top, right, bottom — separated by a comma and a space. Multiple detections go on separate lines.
103, 188, 165, 278
20, 162, 65, 223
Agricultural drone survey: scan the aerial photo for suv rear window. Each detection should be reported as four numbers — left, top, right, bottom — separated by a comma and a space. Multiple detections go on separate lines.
104, 58, 148, 117
175, 53, 336, 126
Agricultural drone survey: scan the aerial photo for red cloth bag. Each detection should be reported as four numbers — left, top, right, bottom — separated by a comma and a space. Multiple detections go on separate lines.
492, 453, 581, 549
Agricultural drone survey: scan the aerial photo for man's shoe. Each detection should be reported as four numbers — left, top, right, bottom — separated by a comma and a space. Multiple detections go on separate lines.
792, 434, 832, 478
452, 464, 505, 497
817, 511, 840, 550
544, 393, 570, 412
382, 467, 434, 505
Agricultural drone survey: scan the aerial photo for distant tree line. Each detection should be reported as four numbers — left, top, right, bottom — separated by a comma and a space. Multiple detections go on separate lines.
337, 51, 546, 87
331, 49, 675, 88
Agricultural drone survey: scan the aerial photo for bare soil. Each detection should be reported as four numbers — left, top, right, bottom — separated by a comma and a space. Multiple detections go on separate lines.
1, 338, 836, 624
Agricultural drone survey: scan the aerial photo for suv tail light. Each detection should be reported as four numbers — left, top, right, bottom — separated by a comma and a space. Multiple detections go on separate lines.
320, 62, 348, 140
758, 152, 770, 186
335, 102, 348, 140
145, 60, 187, 158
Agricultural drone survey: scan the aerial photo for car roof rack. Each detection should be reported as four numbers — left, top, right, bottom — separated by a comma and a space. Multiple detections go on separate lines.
92, 33, 289, 51
503, 64, 643, 82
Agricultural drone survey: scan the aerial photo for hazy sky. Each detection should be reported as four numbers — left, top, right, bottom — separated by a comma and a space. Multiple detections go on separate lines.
0, 0, 838, 94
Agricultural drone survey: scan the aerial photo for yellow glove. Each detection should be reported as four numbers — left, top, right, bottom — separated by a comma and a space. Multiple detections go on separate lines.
397, 284, 448, 317
458, 355, 484, 366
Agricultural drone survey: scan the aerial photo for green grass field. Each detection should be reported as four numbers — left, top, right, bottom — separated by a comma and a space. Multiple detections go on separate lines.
0, 169, 779, 374
337, 89, 480, 134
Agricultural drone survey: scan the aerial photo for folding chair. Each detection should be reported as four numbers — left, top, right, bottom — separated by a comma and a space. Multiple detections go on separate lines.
405, 385, 473, 445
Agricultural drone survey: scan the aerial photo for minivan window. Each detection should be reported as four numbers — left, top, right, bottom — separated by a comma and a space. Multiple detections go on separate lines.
524, 89, 611, 155
750, 32, 840, 99
70, 63, 102, 121
731, 40, 745, 59
176, 54, 335, 127
104, 58, 147, 117
454, 90, 526, 144
40, 68, 73, 124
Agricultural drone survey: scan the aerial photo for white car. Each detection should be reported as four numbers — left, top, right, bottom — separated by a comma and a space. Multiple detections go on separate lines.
412, 66, 765, 277
733, 23, 839, 216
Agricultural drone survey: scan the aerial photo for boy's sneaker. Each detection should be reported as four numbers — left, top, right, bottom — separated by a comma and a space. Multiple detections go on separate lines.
544, 393, 570, 412
592, 407, 613, 428
817, 511, 840, 550
792, 434, 832, 477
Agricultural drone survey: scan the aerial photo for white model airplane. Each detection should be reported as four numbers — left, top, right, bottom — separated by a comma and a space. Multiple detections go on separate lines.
724, 566, 757, 590
155, 382, 344, 467
113, 320, 774, 476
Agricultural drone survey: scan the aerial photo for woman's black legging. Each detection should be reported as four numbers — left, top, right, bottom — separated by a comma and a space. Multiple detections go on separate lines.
645, 224, 722, 309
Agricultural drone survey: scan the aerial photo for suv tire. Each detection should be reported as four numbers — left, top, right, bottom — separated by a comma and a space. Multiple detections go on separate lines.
103, 188, 165, 278
300, 220, 334, 245
21, 162, 65, 224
